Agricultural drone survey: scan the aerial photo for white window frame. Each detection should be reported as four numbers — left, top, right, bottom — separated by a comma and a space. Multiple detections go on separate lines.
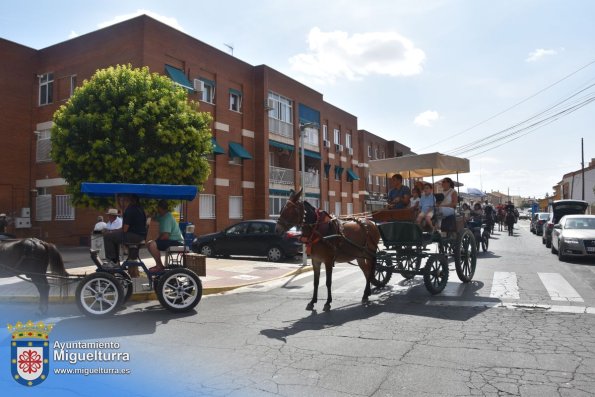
375, 148, 379, 159
36, 129, 52, 163
345, 133, 352, 149
269, 195, 288, 217
304, 126, 319, 147
201, 80, 216, 104
55, 195, 75, 220
322, 125, 328, 141
323, 201, 330, 213
229, 196, 243, 219
347, 203, 353, 216
35, 193, 52, 222
334, 202, 341, 216
199, 194, 216, 219
39, 73, 53, 106
70, 75, 77, 97
333, 129, 341, 145
268, 92, 293, 123
305, 197, 319, 209
230, 91, 242, 112
368, 145, 372, 158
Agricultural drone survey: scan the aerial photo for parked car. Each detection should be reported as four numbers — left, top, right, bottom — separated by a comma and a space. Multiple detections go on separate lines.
191, 219, 302, 262
551, 215, 595, 261
518, 210, 531, 220
531, 212, 550, 235
543, 200, 588, 248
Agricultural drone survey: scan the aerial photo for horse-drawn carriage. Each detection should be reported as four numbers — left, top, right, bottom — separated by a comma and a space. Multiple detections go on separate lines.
367, 152, 477, 295
75, 182, 203, 317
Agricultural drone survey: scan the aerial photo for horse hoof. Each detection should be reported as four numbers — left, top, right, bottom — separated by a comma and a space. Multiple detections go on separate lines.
306, 303, 314, 311
323, 304, 331, 311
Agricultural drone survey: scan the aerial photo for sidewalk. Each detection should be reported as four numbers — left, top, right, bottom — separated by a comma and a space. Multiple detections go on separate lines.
0, 246, 313, 303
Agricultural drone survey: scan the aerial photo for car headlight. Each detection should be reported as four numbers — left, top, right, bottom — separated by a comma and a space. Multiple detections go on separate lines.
564, 238, 580, 245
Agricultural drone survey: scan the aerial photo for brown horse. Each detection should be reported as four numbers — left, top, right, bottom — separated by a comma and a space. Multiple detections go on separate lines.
0, 238, 68, 314
275, 189, 380, 311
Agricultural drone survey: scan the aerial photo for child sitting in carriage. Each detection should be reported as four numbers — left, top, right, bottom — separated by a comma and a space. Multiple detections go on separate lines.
415, 182, 436, 230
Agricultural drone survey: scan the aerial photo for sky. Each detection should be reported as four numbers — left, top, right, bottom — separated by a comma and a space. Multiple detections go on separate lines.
1, 0, 594, 199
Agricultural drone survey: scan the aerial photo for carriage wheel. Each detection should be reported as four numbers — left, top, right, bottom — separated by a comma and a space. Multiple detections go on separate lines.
370, 254, 393, 287
75, 273, 124, 318
399, 255, 421, 280
423, 255, 448, 294
113, 271, 133, 305
156, 268, 202, 313
454, 229, 477, 282
481, 230, 490, 252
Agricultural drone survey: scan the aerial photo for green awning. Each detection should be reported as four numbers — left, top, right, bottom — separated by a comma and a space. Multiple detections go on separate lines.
324, 163, 331, 176
299, 149, 322, 160
212, 138, 225, 155
347, 168, 360, 181
165, 65, 193, 91
269, 140, 295, 151
305, 193, 320, 198
229, 88, 242, 96
229, 142, 252, 159
269, 189, 292, 196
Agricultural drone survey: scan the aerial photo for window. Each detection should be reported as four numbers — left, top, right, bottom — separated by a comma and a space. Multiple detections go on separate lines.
70, 75, 77, 97
229, 196, 243, 219
199, 194, 216, 219
229, 89, 242, 112
39, 73, 54, 106
333, 129, 341, 144
304, 125, 319, 146
347, 203, 353, 216
55, 195, 75, 220
375, 176, 380, 186
268, 92, 293, 138
226, 222, 248, 235
35, 192, 52, 221
305, 198, 319, 209
375, 148, 379, 159
346, 133, 352, 149
323, 125, 328, 141
367, 172, 372, 185
323, 201, 329, 213
200, 79, 216, 103
36, 129, 52, 163
335, 202, 341, 216
269, 195, 289, 217
368, 145, 372, 158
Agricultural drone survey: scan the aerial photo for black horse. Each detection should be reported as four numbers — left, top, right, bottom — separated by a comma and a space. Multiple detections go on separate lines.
0, 238, 68, 314
505, 211, 516, 236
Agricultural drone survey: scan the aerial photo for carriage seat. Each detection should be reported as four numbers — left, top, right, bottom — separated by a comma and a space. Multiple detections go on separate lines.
165, 245, 189, 267
123, 241, 145, 261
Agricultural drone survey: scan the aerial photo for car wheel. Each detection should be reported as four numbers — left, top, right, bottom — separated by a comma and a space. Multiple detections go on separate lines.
267, 246, 284, 262
200, 244, 214, 257
545, 238, 551, 248
558, 244, 566, 262
551, 242, 557, 254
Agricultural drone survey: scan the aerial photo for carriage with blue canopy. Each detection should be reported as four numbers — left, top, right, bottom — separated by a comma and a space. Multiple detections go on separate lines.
366, 152, 478, 294
75, 182, 203, 317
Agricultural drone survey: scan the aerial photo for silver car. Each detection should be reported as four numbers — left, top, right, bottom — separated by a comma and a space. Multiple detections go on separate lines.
551, 214, 595, 261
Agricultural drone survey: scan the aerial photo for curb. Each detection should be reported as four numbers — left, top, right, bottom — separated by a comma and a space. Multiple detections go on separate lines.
0, 265, 313, 305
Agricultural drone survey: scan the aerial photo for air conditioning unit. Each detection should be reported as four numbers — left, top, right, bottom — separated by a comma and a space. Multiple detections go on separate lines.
323, 140, 330, 148
193, 79, 205, 92
348, 147, 353, 155
339, 144, 344, 152
266, 99, 276, 110
335, 143, 341, 152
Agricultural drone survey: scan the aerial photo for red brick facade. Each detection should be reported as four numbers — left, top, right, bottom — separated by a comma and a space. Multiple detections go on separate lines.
0, 15, 410, 245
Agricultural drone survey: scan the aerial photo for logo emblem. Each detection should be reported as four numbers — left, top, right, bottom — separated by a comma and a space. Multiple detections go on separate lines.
8, 320, 53, 387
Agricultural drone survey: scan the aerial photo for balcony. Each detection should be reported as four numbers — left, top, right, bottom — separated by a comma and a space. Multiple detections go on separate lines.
269, 166, 320, 189
268, 117, 293, 139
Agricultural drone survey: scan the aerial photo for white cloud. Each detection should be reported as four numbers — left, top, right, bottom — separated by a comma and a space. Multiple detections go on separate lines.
525, 48, 557, 62
97, 9, 184, 32
289, 27, 425, 83
414, 110, 439, 127
68, 30, 78, 39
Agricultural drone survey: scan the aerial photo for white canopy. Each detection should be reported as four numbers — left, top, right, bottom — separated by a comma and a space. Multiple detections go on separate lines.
368, 152, 470, 178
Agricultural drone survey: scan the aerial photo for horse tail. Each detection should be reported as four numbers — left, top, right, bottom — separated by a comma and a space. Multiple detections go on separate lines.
44, 242, 69, 276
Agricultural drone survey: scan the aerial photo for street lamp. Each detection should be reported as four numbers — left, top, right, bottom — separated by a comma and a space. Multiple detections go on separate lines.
299, 122, 319, 267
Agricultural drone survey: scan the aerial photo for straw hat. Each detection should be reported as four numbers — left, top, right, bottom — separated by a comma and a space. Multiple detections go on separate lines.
105, 208, 119, 216
0, 213, 6, 217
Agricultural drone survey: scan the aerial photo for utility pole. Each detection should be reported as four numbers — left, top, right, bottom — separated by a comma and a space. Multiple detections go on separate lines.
581, 137, 585, 200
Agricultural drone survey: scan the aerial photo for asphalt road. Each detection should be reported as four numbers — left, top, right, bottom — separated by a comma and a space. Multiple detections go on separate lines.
2, 220, 595, 396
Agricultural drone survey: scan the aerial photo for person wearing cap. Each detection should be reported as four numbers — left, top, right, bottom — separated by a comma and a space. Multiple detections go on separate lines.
0, 213, 7, 234
147, 200, 184, 273
104, 208, 122, 231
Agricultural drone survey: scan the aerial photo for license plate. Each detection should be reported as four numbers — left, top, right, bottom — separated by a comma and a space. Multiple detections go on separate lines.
587, 247, 595, 252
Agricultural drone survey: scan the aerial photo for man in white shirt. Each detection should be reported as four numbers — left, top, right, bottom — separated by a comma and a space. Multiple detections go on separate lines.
105, 208, 122, 231
93, 216, 107, 233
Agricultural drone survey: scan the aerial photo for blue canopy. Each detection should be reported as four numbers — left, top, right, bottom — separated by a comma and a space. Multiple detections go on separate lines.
81, 183, 198, 200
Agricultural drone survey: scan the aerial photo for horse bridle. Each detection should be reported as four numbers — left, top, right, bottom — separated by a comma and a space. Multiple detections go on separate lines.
277, 199, 304, 231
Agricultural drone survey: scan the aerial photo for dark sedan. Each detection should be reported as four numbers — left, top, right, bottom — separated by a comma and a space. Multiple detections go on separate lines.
191, 220, 302, 262
531, 212, 550, 235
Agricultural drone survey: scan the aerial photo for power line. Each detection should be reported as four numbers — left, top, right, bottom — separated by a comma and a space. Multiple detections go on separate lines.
413, 59, 595, 152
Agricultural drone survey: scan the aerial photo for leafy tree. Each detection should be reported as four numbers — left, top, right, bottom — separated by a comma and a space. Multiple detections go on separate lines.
51, 64, 212, 209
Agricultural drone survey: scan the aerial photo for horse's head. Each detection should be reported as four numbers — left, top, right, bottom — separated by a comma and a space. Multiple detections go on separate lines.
275, 188, 304, 235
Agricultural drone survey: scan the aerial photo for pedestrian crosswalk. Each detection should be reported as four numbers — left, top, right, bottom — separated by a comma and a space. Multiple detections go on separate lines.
242, 265, 595, 313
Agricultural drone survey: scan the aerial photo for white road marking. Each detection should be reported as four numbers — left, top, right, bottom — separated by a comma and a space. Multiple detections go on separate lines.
538, 272, 584, 302
490, 271, 520, 299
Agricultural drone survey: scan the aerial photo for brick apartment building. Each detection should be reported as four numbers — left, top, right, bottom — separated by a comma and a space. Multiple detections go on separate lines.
0, 15, 412, 245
